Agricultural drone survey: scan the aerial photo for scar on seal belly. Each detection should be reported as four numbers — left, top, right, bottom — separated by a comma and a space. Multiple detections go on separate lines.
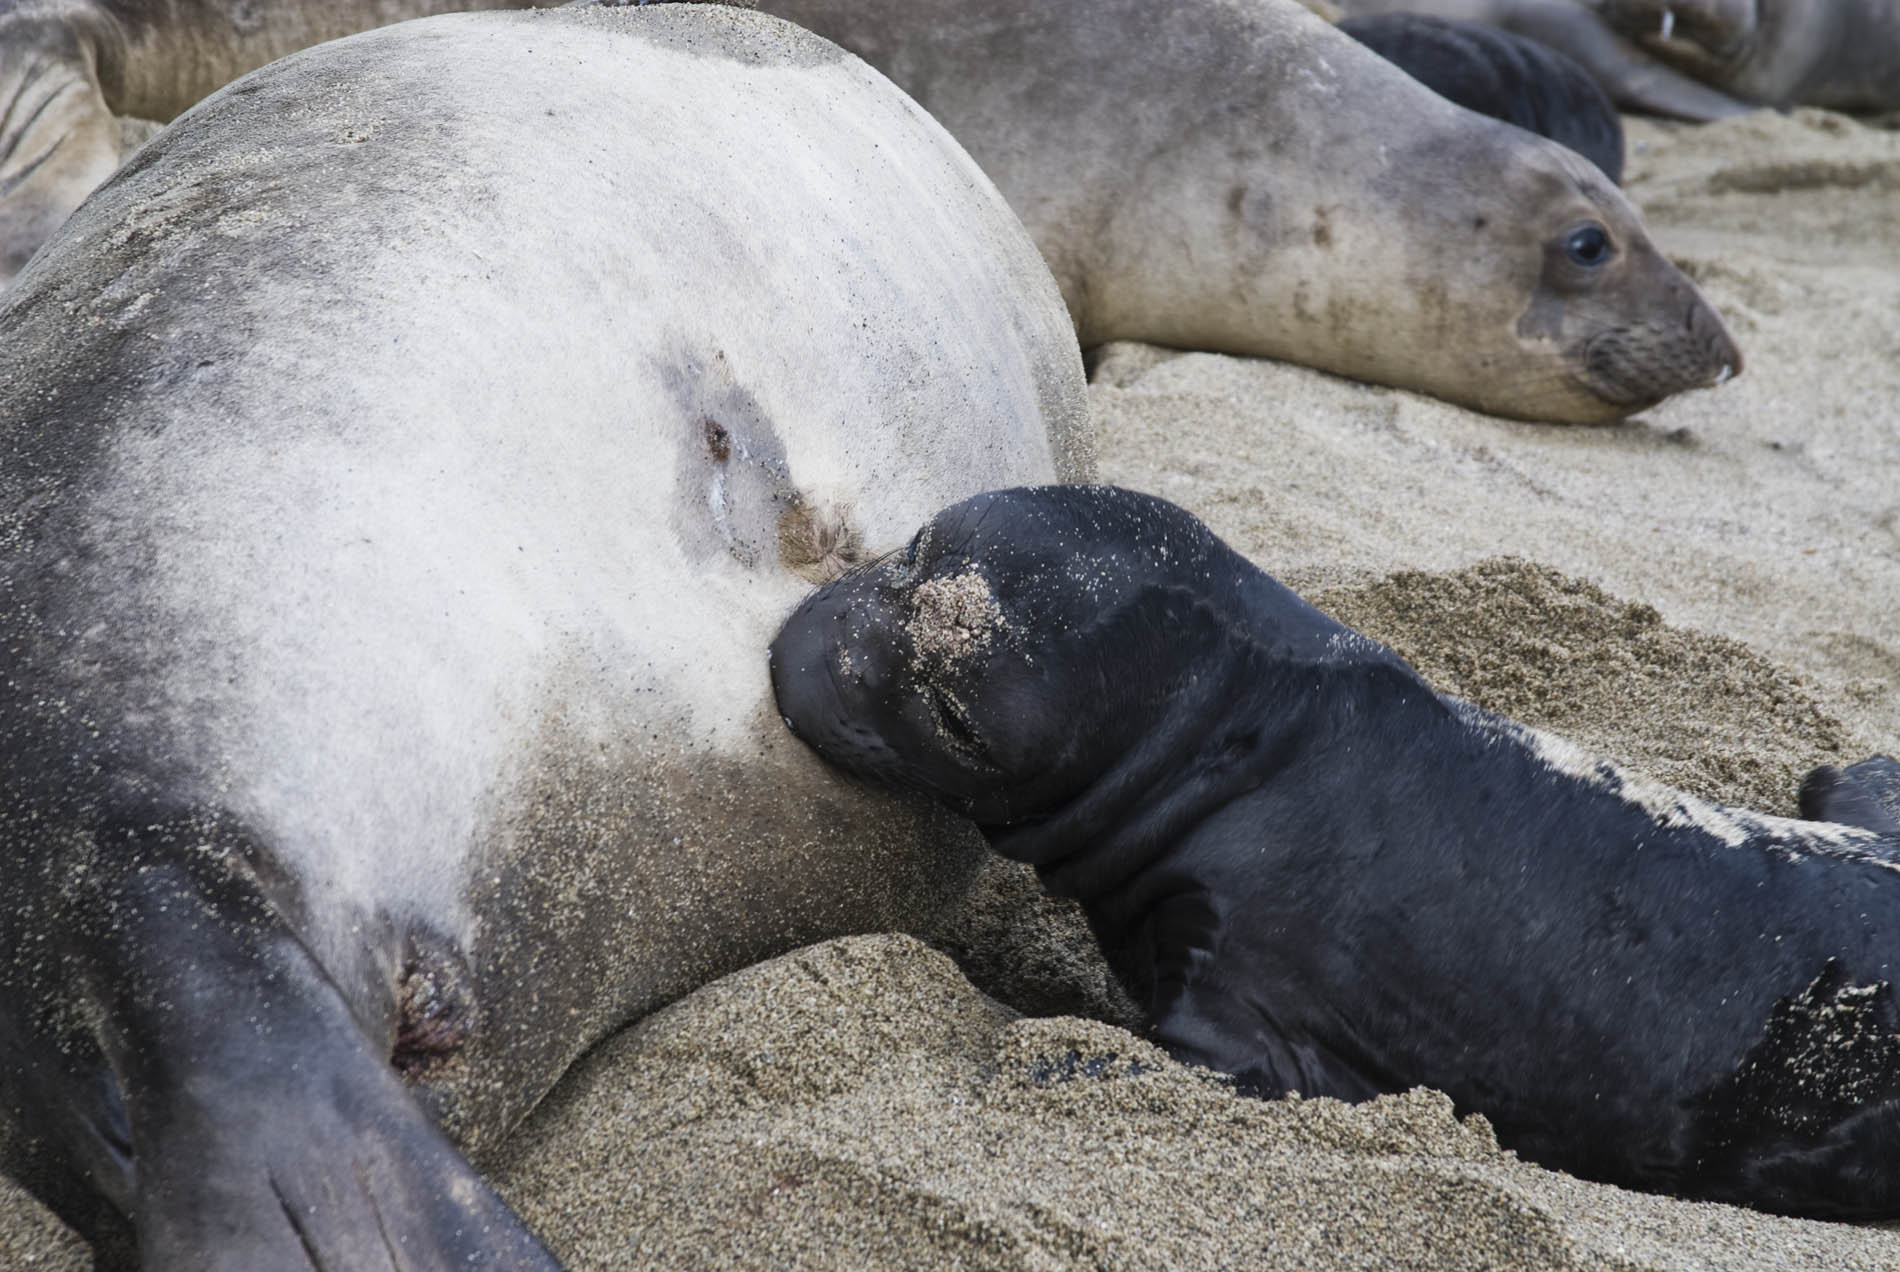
770, 483, 1900, 1219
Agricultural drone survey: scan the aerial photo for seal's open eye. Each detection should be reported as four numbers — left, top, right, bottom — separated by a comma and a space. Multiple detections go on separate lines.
1564, 224, 1611, 267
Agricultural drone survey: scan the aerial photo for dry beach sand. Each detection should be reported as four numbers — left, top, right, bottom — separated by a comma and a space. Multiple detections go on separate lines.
5, 108, 1900, 1272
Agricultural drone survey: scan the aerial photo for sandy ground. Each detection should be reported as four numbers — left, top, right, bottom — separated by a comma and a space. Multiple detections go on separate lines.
5, 108, 1899, 1270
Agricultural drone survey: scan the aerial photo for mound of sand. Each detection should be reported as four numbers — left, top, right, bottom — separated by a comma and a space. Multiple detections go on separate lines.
6, 101, 1898, 1272
492, 934, 1900, 1271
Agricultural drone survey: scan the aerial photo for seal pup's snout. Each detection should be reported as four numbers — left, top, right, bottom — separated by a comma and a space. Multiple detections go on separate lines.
769, 592, 843, 744
769, 575, 908, 772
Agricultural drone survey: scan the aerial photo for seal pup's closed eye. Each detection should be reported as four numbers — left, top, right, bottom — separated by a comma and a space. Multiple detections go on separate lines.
771, 484, 1900, 1220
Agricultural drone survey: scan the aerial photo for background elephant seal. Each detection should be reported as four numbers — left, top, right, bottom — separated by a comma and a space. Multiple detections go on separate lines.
1592, 0, 1900, 111
0, 0, 545, 283
0, 6, 1086, 1266
771, 484, 1900, 1219
1332, 0, 1900, 118
759, 0, 1740, 423
1339, 12, 1625, 181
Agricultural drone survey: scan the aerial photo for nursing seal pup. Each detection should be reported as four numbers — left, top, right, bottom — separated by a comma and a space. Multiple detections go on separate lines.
0, 6, 1086, 1267
771, 485, 1900, 1218
761, 0, 1741, 423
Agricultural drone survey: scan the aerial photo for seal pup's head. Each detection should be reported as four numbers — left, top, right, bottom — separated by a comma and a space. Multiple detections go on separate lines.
769, 485, 1345, 833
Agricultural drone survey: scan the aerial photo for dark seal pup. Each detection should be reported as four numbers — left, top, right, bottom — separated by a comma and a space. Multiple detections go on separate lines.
1339, 12, 1625, 181
770, 484, 1900, 1219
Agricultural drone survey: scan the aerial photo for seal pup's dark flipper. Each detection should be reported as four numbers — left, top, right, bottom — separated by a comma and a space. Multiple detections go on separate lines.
1110, 890, 1367, 1099
68, 817, 562, 1271
1799, 756, 1900, 836
1686, 960, 1900, 1218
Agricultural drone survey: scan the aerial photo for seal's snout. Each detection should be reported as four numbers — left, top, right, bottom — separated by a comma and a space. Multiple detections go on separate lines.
769, 596, 835, 745
770, 580, 917, 784
1689, 293, 1743, 386
1582, 286, 1745, 410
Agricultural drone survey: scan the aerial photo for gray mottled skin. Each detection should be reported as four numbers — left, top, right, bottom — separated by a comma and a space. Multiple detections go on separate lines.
1334, 0, 1900, 118
0, 6, 1085, 1266
761, 0, 1741, 423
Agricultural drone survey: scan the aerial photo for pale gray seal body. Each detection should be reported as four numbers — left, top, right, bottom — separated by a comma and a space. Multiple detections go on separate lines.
1333, 0, 1900, 118
0, 6, 1086, 1266
759, 0, 1741, 423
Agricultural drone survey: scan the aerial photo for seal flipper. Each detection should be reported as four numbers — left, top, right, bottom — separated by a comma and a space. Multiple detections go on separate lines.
1133, 892, 1386, 1102
1686, 960, 1900, 1217
1798, 756, 1900, 836
73, 819, 562, 1271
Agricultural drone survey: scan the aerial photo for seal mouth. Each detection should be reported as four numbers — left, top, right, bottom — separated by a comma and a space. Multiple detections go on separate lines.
1580, 303, 1743, 409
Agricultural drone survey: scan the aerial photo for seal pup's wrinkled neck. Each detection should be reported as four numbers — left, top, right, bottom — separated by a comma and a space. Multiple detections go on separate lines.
988, 570, 1405, 908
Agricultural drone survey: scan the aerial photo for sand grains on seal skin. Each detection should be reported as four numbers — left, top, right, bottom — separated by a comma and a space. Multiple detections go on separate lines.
907, 570, 1008, 666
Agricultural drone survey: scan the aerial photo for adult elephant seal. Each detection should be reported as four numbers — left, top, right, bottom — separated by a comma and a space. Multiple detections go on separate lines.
771, 485, 1900, 1219
759, 0, 1741, 423
1594, 0, 1900, 111
0, 6, 1087, 1267
1332, 0, 1900, 117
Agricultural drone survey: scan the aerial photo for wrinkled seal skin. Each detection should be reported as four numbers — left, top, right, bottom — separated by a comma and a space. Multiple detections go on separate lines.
0, 7, 1087, 1267
758, 0, 1739, 424
771, 485, 1900, 1219
0, 0, 535, 282
1339, 13, 1625, 182
1334, 0, 1900, 117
